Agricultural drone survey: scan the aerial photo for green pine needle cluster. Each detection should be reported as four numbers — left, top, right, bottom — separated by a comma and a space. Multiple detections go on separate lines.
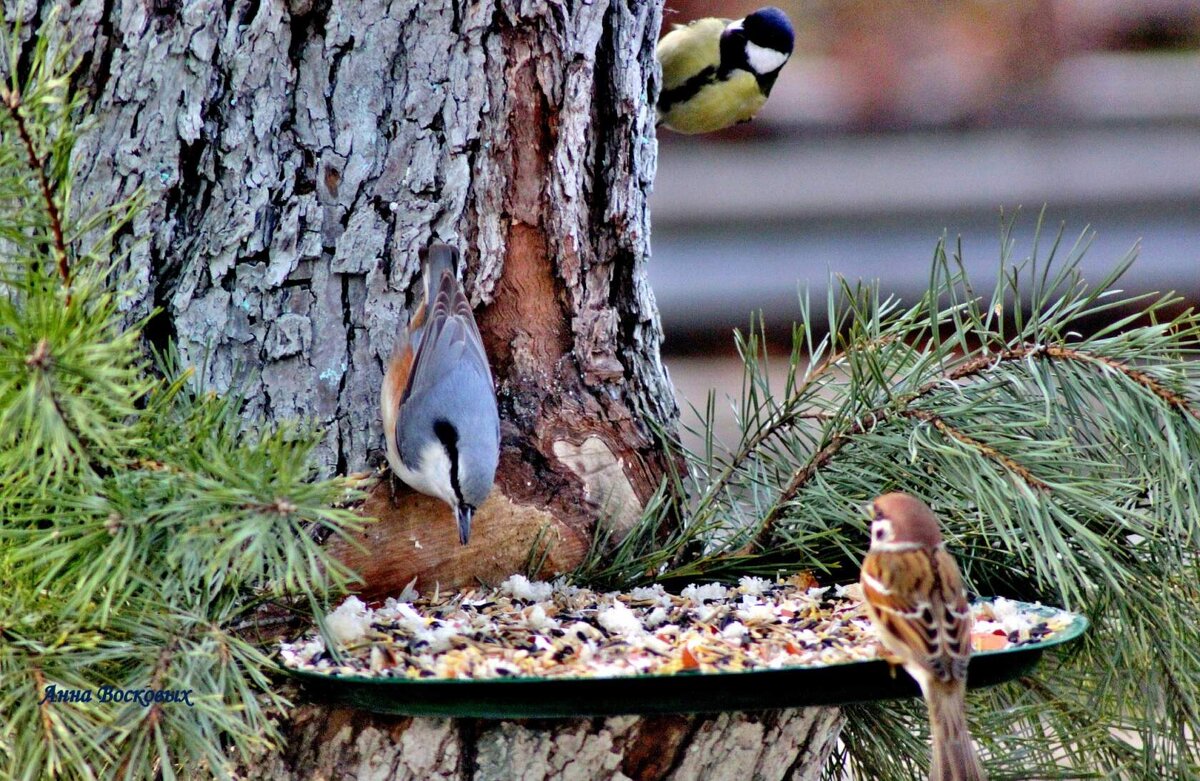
0, 19, 363, 781
577, 226, 1200, 779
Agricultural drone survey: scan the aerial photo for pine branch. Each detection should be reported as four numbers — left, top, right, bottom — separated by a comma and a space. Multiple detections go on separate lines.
749, 340, 1198, 550
30, 665, 58, 759
577, 225, 1200, 778
0, 22, 365, 780
692, 332, 868, 517
1036, 344, 1197, 416
905, 409, 1051, 489
1, 84, 69, 292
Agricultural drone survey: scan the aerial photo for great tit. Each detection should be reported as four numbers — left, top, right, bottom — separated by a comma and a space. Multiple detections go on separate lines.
656, 6, 795, 135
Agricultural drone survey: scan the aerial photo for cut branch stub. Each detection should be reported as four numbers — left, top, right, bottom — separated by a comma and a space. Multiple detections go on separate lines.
328, 479, 587, 599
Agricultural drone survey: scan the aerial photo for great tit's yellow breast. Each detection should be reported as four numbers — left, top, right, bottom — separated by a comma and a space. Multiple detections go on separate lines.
659, 70, 766, 135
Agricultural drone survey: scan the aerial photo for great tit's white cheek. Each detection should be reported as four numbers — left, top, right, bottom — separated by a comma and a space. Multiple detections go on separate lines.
745, 42, 789, 75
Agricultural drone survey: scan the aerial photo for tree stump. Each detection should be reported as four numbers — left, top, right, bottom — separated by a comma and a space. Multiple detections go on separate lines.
254, 705, 845, 781
51, 0, 848, 775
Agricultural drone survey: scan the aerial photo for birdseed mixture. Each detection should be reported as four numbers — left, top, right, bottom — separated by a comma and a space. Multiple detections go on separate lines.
279, 575, 1075, 680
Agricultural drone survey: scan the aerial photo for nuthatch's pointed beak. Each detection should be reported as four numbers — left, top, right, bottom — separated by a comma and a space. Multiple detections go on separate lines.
456, 505, 474, 546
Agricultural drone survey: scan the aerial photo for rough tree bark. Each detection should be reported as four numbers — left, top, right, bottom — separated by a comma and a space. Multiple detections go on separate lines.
262, 704, 845, 781
38, 0, 845, 776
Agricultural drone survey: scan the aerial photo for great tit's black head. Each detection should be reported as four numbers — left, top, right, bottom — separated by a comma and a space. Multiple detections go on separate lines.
721, 7, 793, 82
743, 7, 794, 59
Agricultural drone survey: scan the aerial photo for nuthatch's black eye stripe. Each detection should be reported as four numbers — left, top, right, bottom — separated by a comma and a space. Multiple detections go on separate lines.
432, 419, 458, 449
433, 419, 464, 507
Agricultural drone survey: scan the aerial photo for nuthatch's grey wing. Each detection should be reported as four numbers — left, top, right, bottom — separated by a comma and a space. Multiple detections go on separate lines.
396, 270, 500, 509
402, 270, 493, 406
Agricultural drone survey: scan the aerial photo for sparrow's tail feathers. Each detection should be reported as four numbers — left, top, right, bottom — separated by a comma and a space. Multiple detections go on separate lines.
926, 680, 987, 781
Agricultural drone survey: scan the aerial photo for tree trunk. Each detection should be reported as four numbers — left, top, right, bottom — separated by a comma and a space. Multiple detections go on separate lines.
48, 0, 844, 776
254, 704, 845, 781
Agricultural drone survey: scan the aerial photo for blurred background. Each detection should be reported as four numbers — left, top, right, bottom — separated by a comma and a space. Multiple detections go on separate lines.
651, 0, 1200, 425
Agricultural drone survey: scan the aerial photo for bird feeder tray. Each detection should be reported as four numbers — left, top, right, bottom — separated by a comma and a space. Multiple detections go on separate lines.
281, 580, 1087, 719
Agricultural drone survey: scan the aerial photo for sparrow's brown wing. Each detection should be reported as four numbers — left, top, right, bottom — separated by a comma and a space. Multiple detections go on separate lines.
861, 549, 939, 664
929, 548, 973, 682
861, 548, 973, 683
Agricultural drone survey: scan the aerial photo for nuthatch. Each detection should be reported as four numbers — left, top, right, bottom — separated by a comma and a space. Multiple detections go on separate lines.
381, 243, 500, 545
657, 6, 795, 135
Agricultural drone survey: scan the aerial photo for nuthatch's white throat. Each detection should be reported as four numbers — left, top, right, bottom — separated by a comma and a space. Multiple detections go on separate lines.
656, 6, 795, 135
381, 243, 500, 545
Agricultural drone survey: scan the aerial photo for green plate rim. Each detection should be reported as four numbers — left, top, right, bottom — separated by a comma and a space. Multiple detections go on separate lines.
280, 597, 1089, 688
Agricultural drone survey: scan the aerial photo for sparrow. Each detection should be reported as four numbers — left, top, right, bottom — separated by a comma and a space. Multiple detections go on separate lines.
860, 492, 987, 781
